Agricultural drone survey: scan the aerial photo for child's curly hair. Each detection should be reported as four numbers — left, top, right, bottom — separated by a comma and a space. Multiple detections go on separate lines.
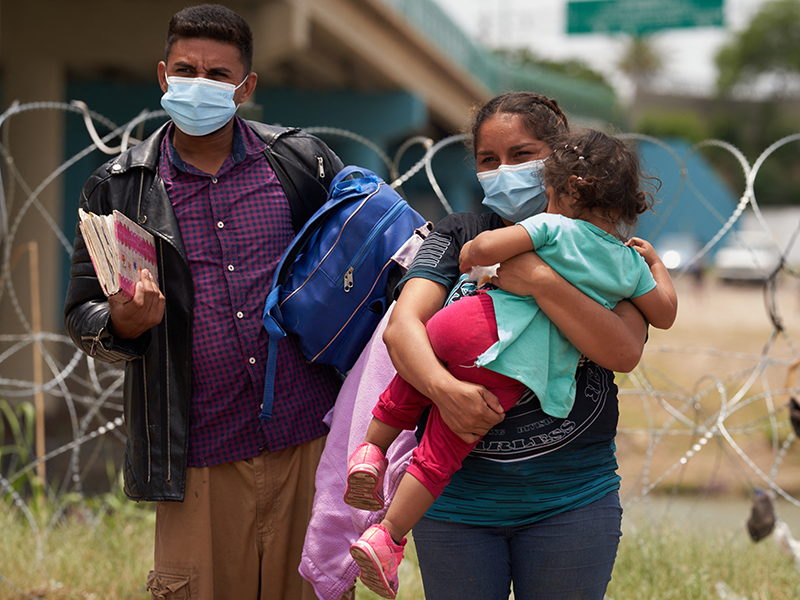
545, 129, 660, 236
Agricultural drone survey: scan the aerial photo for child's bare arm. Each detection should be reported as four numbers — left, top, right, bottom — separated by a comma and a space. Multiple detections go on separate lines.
460, 225, 534, 274
626, 237, 678, 329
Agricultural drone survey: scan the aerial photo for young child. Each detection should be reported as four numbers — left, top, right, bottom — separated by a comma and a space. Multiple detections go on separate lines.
345, 129, 678, 599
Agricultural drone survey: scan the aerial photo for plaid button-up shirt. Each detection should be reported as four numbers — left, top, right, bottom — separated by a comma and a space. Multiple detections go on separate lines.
159, 117, 340, 467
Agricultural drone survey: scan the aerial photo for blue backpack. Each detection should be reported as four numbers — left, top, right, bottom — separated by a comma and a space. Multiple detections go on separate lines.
261, 166, 427, 421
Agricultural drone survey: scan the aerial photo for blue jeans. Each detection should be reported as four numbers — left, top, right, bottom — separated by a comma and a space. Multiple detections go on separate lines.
412, 491, 622, 600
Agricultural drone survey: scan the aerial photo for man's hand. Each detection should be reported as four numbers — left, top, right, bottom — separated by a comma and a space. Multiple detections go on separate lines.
108, 269, 165, 339
432, 379, 505, 444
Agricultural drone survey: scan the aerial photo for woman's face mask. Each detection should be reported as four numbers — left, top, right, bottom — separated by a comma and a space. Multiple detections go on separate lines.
160, 75, 247, 137
478, 160, 548, 222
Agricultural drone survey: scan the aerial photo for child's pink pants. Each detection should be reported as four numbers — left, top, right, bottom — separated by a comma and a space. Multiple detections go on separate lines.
372, 292, 526, 498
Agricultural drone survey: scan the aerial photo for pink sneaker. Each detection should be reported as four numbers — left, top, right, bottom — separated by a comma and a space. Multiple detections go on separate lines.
344, 442, 387, 511
350, 524, 406, 599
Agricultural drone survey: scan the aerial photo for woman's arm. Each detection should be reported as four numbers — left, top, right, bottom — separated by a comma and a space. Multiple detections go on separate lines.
630, 286, 676, 330
492, 252, 648, 372
383, 278, 505, 443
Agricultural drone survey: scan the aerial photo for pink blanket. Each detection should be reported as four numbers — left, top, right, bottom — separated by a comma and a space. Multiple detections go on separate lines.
298, 308, 418, 600
299, 226, 429, 600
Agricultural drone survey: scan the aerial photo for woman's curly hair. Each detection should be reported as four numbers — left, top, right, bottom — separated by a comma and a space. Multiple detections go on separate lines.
546, 129, 660, 236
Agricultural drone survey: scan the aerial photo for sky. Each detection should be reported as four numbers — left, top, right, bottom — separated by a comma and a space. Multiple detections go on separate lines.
431, 0, 772, 100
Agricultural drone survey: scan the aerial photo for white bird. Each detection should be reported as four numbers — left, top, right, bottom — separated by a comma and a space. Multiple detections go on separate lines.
714, 581, 747, 600
773, 520, 800, 565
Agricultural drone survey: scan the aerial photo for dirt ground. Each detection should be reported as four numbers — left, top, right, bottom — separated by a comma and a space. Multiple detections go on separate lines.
615, 272, 800, 501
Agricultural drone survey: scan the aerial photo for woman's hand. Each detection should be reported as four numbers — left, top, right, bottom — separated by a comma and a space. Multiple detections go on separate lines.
427, 378, 505, 444
492, 252, 647, 372
459, 240, 476, 274
383, 278, 505, 442
491, 251, 548, 297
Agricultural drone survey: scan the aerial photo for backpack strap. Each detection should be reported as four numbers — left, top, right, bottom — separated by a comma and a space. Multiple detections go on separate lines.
261, 286, 286, 421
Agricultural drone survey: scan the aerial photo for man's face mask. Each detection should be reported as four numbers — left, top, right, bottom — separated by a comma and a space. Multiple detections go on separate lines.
160, 75, 247, 137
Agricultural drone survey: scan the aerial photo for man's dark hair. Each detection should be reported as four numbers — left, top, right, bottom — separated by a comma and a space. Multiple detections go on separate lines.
166, 4, 253, 74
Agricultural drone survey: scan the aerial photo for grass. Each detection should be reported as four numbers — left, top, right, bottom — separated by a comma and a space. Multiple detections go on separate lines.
0, 503, 154, 600
609, 524, 800, 600
2, 504, 799, 600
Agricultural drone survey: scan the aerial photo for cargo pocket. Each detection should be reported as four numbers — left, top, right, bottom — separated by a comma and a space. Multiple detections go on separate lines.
147, 569, 191, 599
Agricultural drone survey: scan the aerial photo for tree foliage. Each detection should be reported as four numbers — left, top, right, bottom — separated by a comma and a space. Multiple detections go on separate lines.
493, 48, 613, 91
618, 36, 663, 85
715, 0, 800, 96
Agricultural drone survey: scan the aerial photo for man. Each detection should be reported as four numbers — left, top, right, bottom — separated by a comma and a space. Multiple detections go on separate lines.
63, 5, 346, 598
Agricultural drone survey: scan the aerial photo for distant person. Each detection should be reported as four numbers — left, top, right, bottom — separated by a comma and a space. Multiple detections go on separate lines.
63, 4, 346, 599
345, 128, 677, 599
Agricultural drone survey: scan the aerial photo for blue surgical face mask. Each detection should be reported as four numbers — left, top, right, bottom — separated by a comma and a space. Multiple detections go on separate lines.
160, 75, 247, 137
478, 160, 548, 222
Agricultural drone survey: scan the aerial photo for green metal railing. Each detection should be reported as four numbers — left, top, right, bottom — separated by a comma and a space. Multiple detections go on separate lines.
378, 0, 619, 123
379, 0, 497, 89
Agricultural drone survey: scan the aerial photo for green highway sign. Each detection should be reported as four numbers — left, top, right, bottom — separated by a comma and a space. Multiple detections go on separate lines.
567, 0, 724, 35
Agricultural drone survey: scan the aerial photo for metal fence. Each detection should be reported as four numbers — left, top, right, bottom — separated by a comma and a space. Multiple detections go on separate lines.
2, 101, 800, 596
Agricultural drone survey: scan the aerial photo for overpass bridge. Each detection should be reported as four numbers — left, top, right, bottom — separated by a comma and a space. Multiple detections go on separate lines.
0, 0, 616, 352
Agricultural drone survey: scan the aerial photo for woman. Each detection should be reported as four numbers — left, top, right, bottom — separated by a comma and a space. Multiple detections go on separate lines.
382, 92, 648, 600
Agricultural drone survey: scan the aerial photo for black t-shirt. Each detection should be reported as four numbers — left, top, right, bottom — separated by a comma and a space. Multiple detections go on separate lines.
395, 211, 505, 298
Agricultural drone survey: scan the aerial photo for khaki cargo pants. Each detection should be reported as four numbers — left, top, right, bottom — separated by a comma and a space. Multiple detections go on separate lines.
146, 436, 354, 600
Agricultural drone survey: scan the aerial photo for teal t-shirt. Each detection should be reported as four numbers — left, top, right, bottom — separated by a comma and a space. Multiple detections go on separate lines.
479, 214, 655, 419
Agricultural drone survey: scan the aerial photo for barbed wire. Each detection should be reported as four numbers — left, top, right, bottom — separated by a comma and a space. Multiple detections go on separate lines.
1, 102, 800, 597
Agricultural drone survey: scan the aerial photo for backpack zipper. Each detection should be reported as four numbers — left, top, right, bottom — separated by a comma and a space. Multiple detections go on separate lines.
279, 191, 373, 308
317, 156, 325, 179
312, 256, 396, 363
337, 192, 405, 291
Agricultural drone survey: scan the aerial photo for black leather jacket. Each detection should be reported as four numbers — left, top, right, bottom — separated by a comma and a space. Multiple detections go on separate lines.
63, 120, 343, 501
